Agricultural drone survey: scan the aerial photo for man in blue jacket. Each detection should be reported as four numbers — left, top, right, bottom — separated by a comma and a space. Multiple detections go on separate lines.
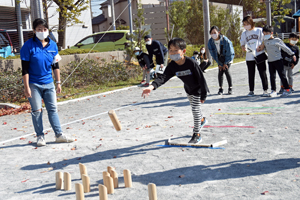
208, 26, 235, 95
144, 35, 168, 76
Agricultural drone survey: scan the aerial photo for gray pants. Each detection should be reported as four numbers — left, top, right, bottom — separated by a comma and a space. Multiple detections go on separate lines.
142, 68, 151, 84
280, 66, 293, 87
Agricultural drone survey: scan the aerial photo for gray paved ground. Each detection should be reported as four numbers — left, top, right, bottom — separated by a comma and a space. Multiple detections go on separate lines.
1, 61, 300, 200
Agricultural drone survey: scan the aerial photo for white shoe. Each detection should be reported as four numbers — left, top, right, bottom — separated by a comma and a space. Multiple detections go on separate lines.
37, 135, 46, 146
262, 90, 269, 97
269, 90, 277, 97
56, 134, 75, 143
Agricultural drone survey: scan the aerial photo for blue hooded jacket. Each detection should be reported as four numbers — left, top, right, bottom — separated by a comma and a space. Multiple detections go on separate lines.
208, 34, 235, 66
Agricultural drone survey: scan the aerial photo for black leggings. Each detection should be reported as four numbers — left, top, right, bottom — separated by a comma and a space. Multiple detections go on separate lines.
268, 60, 290, 91
218, 64, 232, 88
246, 60, 268, 91
200, 60, 211, 71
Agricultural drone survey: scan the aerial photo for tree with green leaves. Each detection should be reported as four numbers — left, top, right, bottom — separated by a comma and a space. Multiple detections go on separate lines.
50, 0, 90, 49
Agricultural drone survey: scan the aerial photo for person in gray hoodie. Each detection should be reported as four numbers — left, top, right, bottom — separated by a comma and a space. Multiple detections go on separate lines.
257, 25, 296, 97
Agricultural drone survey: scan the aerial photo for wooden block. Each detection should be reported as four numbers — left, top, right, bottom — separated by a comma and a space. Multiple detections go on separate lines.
75, 183, 85, 200
148, 183, 157, 200
104, 175, 114, 194
168, 137, 227, 147
82, 174, 90, 193
108, 110, 122, 131
107, 166, 113, 175
64, 172, 71, 191
98, 184, 108, 200
123, 169, 132, 188
79, 163, 87, 179
102, 171, 110, 186
110, 170, 119, 188
56, 172, 63, 190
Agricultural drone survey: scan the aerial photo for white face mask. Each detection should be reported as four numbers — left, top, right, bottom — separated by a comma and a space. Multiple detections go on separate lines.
170, 53, 182, 61
211, 33, 218, 40
244, 25, 251, 30
264, 35, 271, 40
134, 51, 140, 56
145, 39, 152, 45
194, 54, 198, 58
200, 50, 205, 54
36, 30, 49, 40
290, 40, 298, 45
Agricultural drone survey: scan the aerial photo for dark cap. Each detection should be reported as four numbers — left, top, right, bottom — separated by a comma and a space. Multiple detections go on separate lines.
193, 51, 199, 55
144, 35, 151, 40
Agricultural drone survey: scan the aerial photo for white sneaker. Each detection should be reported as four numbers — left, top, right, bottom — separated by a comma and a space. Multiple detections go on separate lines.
262, 90, 269, 97
269, 90, 277, 97
37, 135, 46, 146
280, 89, 292, 97
55, 134, 75, 143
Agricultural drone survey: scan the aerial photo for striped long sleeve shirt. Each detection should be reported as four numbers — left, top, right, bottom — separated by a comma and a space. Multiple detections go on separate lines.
264, 38, 295, 62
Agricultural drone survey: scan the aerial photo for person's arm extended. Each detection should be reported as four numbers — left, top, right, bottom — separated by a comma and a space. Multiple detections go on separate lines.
53, 67, 62, 94
276, 40, 294, 56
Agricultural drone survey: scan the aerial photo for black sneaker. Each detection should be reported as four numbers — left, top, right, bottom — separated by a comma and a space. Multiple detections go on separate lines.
218, 88, 223, 95
188, 133, 202, 144
278, 88, 284, 94
228, 88, 233, 95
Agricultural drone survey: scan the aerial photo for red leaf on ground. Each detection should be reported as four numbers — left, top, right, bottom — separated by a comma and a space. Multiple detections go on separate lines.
113, 156, 117, 158
21, 179, 29, 183
28, 141, 32, 144
71, 147, 76, 150
168, 116, 173, 118
136, 128, 139, 130
47, 161, 51, 165
103, 95, 106, 97
34, 147, 38, 149
75, 139, 77, 141
87, 99, 90, 100
261, 191, 269, 195
13, 128, 17, 130
3, 122, 7, 125
82, 122, 85, 125
100, 138, 103, 141
179, 175, 185, 178
218, 109, 221, 111
66, 127, 72, 129
20, 137, 26, 140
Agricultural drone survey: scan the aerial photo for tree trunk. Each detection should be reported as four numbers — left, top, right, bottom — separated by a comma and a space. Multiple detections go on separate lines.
58, 10, 67, 50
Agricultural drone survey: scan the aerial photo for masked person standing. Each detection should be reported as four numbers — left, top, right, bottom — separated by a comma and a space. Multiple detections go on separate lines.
240, 16, 269, 97
208, 26, 235, 95
20, 18, 75, 146
191, 51, 201, 65
144, 35, 168, 76
134, 47, 153, 87
142, 38, 209, 144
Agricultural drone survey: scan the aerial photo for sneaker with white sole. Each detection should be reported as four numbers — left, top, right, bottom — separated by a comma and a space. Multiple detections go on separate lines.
262, 90, 269, 97
269, 90, 277, 97
247, 91, 254, 97
37, 135, 46, 146
278, 88, 284, 94
56, 134, 75, 143
280, 89, 292, 97
188, 133, 202, 144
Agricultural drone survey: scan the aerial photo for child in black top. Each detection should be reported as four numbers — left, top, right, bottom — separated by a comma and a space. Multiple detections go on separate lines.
134, 47, 153, 87
142, 38, 209, 144
279, 33, 299, 93
199, 47, 211, 73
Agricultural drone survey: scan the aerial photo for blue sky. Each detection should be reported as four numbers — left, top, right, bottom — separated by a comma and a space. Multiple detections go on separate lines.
91, 0, 106, 17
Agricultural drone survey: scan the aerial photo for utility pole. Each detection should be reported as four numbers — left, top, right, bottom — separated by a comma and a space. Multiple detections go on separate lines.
166, 0, 170, 39
111, 0, 116, 30
203, 0, 211, 61
266, 0, 271, 26
128, 0, 133, 42
30, 0, 44, 20
15, 0, 24, 50
295, 0, 297, 32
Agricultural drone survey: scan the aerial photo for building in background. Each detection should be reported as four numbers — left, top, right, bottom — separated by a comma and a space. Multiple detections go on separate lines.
0, 0, 92, 50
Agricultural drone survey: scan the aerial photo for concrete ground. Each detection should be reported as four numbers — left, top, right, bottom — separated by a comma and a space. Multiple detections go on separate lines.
1, 61, 300, 200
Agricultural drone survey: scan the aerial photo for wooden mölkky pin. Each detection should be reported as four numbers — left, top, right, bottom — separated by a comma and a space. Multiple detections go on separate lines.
75, 183, 85, 200
98, 184, 108, 200
64, 172, 71, 191
107, 166, 113, 175
123, 169, 132, 188
82, 174, 90, 193
104, 175, 114, 194
110, 170, 119, 188
148, 183, 157, 200
108, 110, 122, 131
79, 163, 87, 179
102, 171, 110, 186
56, 172, 63, 190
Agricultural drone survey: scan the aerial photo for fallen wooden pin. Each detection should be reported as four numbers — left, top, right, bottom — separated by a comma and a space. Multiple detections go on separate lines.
168, 137, 227, 148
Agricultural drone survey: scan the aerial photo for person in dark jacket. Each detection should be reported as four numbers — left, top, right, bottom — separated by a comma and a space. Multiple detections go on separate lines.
134, 47, 153, 87
279, 33, 299, 93
208, 26, 235, 95
142, 38, 209, 144
144, 35, 168, 76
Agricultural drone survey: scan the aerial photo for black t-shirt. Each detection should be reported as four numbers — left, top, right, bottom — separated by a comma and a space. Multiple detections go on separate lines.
136, 52, 153, 69
146, 40, 168, 65
281, 43, 299, 66
151, 57, 209, 100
